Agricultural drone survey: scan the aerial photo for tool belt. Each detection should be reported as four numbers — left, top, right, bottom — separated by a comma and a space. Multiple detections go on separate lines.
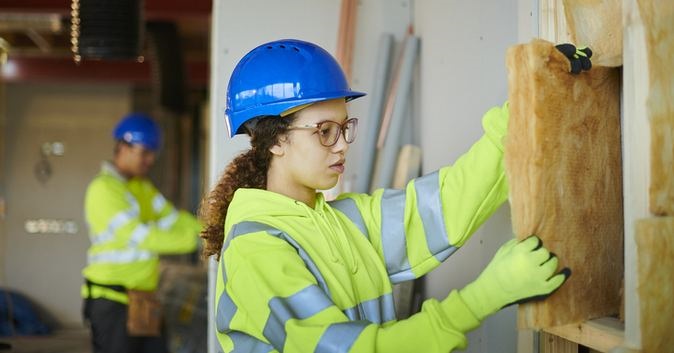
84, 280, 162, 337
126, 289, 162, 337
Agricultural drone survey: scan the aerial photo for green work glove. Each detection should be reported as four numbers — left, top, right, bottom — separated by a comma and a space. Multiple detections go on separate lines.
555, 43, 593, 74
459, 236, 571, 321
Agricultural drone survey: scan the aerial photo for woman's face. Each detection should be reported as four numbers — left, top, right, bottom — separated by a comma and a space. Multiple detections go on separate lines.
273, 98, 351, 193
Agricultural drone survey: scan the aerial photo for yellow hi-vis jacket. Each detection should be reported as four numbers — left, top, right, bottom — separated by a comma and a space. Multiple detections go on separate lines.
215, 103, 510, 353
82, 161, 201, 304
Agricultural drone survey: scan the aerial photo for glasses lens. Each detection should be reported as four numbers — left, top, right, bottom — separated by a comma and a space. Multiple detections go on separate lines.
318, 121, 341, 146
344, 118, 358, 144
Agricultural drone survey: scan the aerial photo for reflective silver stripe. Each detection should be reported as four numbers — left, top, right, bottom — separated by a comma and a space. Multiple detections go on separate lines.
433, 246, 458, 263
216, 288, 237, 333
263, 285, 333, 350
226, 222, 332, 297
343, 307, 358, 321
126, 193, 140, 213
218, 221, 334, 343
229, 331, 274, 353
152, 194, 167, 213
91, 208, 138, 245
380, 189, 411, 283
343, 293, 396, 324
328, 198, 369, 240
314, 321, 368, 353
157, 210, 179, 230
128, 224, 150, 246
389, 269, 416, 283
415, 172, 456, 262
216, 252, 237, 333
87, 249, 153, 264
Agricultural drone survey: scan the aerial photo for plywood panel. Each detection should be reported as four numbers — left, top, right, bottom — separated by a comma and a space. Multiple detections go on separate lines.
563, 0, 622, 67
636, 217, 674, 353
638, 0, 674, 216
505, 39, 623, 329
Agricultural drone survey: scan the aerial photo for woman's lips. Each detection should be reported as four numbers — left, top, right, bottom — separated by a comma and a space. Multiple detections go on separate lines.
330, 163, 345, 174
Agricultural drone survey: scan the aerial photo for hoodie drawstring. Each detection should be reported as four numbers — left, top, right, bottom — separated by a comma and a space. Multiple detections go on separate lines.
325, 205, 359, 274
297, 199, 359, 274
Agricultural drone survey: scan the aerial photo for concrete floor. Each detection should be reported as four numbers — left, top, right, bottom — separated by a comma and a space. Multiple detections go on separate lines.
0, 329, 90, 353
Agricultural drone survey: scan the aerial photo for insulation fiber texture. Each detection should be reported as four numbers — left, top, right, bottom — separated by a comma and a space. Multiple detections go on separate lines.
638, 0, 674, 216
563, 0, 623, 67
505, 39, 624, 329
637, 217, 674, 353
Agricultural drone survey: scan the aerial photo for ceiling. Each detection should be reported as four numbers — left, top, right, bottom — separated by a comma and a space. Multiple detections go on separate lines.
0, 0, 211, 87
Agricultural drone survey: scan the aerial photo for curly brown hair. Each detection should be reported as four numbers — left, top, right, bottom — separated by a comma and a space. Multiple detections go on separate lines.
199, 115, 293, 259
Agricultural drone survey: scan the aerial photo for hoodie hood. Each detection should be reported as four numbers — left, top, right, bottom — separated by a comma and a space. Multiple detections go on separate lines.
225, 188, 313, 225
224, 188, 359, 273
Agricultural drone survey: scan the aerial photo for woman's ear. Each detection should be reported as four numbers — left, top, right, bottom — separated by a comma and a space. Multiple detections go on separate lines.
269, 136, 287, 156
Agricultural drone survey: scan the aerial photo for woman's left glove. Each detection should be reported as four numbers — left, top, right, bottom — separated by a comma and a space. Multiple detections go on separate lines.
458, 236, 570, 321
555, 43, 593, 74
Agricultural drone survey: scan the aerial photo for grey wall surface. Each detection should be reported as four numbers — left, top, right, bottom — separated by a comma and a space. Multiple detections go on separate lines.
1, 83, 131, 327
415, 1, 520, 352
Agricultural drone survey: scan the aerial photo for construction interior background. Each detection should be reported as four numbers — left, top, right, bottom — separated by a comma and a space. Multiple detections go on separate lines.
0, 0, 671, 353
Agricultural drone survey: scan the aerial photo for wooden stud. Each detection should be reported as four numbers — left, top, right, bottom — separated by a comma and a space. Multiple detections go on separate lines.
540, 332, 578, 353
544, 318, 624, 352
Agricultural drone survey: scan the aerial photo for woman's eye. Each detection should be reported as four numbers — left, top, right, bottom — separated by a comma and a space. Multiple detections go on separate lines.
319, 128, 331, 136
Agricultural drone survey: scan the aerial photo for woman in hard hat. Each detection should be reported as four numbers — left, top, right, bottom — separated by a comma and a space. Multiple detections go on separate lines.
201, 39, 583, 352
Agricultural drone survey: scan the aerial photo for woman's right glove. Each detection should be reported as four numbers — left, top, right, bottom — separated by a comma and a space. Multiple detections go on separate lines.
458, 236, 571, 321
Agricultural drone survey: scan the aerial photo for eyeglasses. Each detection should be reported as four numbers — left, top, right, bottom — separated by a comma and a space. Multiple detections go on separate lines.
288, 118, 358, 147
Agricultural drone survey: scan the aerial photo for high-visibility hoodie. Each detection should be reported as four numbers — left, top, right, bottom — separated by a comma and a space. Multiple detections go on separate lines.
82, 161, 201, 304
215, 102, 509, 353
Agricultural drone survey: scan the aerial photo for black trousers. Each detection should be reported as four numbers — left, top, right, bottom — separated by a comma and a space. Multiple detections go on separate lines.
83, 298, 168, 353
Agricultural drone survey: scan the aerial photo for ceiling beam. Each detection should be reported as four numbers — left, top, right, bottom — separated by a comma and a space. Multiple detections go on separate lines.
0, 0, 211, 20
1, 56, 208, 87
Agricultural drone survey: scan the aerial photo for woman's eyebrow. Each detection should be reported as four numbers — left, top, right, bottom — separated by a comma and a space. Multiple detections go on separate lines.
320, 115, 349, 123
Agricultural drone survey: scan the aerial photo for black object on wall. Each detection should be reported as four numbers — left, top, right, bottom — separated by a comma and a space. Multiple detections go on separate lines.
146, 21, 187, 115
72, 0, 144, 61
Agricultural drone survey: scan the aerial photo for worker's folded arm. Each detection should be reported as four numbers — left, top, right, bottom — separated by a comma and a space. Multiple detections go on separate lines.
85, 178, 199, 255
216, 233, 480, 353
334, 102, 510, 283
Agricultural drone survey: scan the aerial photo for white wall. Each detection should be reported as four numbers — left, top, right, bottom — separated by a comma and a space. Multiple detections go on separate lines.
2, 83, 131, 327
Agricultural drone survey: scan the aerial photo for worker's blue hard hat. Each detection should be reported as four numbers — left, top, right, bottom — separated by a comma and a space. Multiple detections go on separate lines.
113, 113, 161, 150
225, 39, 366, 137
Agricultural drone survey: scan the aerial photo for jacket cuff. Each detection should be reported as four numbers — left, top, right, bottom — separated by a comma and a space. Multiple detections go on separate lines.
439, 290, 482, 335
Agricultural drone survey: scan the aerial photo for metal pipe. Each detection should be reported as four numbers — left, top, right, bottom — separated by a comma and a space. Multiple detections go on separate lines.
354, 33, 394, 193
370, 35, 419, 191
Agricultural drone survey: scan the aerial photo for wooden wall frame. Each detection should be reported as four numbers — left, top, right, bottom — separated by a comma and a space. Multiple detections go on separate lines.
520, 0, 655, 351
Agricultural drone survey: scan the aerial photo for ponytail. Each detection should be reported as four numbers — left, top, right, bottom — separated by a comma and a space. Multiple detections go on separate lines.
199, 115, 292, 259
199, 150, 266, 258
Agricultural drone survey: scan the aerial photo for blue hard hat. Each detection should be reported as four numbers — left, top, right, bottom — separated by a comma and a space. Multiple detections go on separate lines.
113, 113, 161, 150
225, 39, 366, 137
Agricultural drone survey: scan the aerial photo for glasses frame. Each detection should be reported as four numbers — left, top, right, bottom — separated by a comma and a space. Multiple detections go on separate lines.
288, 117, 359, 147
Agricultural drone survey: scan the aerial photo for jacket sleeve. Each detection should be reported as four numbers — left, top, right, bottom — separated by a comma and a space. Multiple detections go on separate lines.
85, 178, 200, 255
331, 103, 509, 283
140, 184, 202, 253
217, 232, 481, 353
